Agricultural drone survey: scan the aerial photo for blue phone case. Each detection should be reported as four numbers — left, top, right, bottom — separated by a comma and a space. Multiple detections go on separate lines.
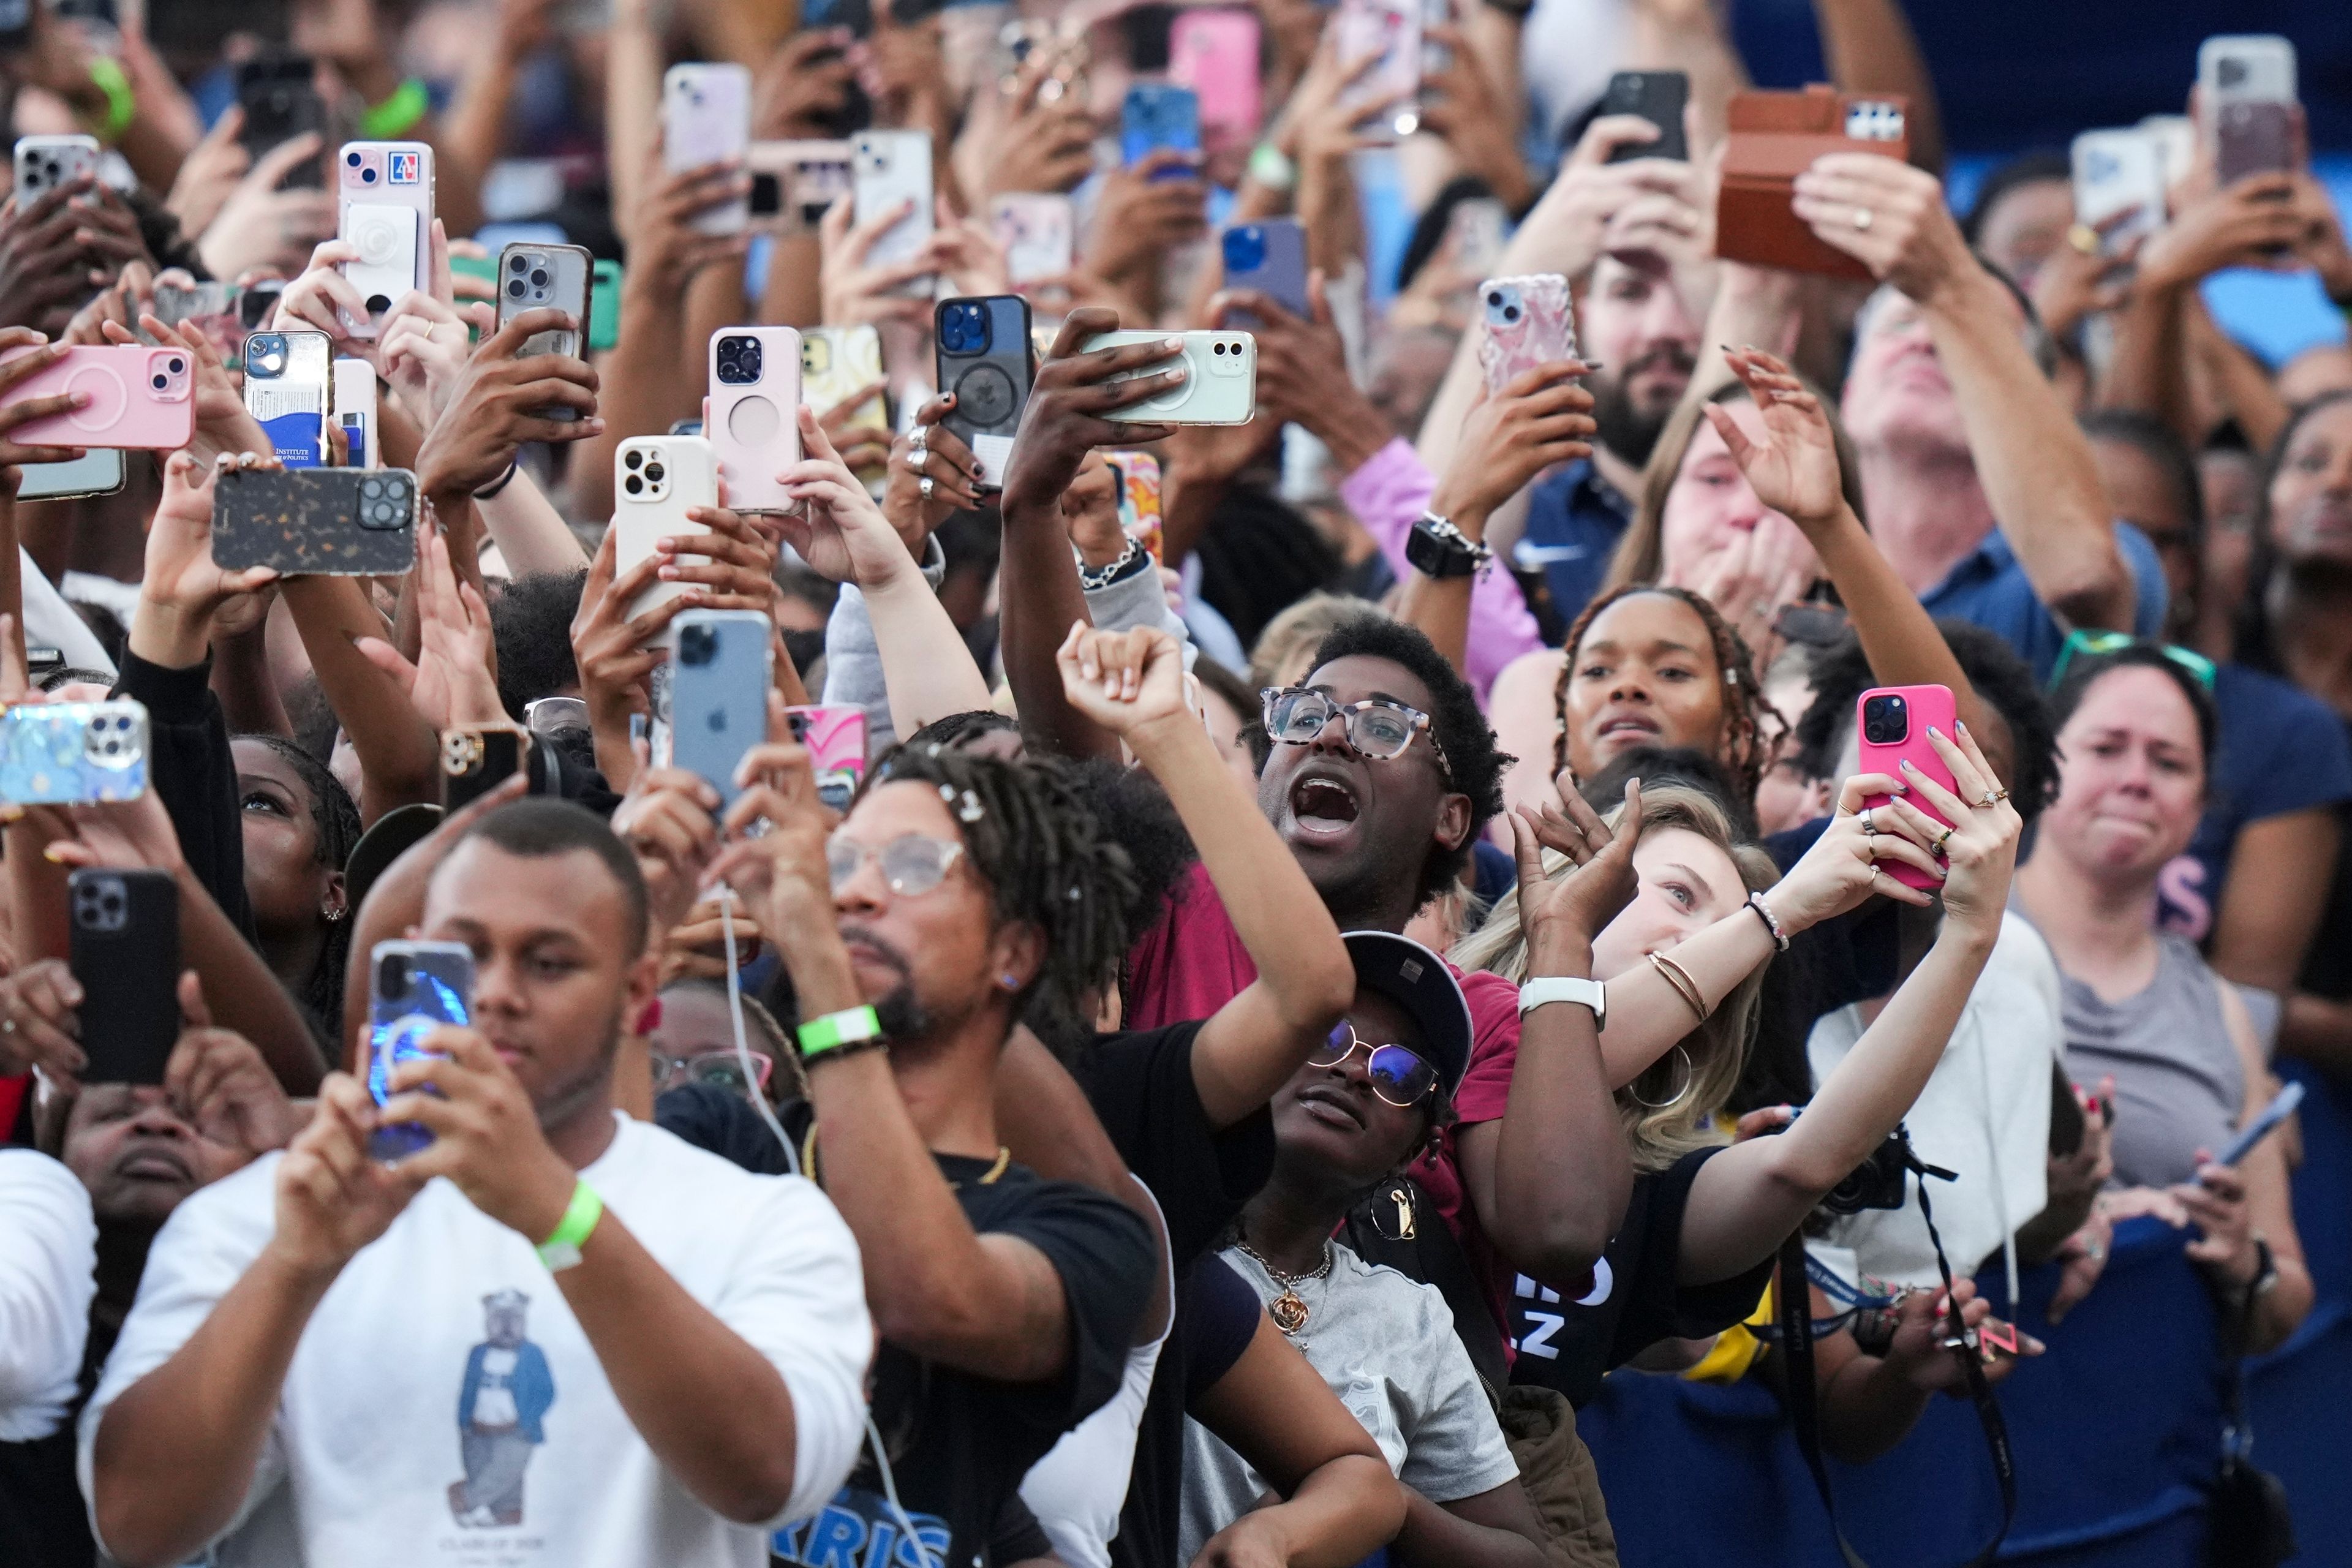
0, 701, 148, 804
1221, 221, 1310, 320
368, 941, 474, 1159
670, 609, 773, 813
1121, 84, 1200, 173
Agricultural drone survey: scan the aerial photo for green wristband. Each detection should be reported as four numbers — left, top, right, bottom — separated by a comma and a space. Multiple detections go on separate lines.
798, 1003, 883, 1059
85, 56, 135, 145
536, 1179, 602, 1272
360, 78, 431, 141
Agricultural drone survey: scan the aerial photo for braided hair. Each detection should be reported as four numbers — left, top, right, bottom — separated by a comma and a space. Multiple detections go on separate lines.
1551, 585, 1777, 802
870, 745, 1144, 1031
237, 733, 363, 1038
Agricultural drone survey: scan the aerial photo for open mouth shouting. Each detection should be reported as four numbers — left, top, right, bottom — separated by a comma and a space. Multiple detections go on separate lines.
1286, 771, 1362, 839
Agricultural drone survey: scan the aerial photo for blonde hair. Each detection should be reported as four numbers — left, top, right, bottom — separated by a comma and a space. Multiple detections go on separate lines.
1248, 593, 1385, 693
1450, 783, 1781, 1171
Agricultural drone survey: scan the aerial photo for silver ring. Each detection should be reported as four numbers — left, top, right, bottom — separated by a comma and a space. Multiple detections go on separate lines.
2084, 1241, 2106, 1262
0, 1016, 14, 1036
1853, 206, 1874, 232
1860, 807, 1876, 835
919, 475, 935, 500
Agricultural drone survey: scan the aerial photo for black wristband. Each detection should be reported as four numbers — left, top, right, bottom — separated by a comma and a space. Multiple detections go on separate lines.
472, 461, 519, 500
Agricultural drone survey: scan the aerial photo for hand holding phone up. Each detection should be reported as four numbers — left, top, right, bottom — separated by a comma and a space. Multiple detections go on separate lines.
412, 308, 603, 507
997, 307, 1186, 521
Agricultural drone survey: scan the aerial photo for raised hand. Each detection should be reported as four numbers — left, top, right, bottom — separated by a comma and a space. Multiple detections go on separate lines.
1055, 622, 1188, 736
777, 405, 917, 587
1084, 152, 1209, 290
0, 327, 89, 473
165, 972, 305, 1156
881, 393, 982, 548
1433, 361, 1596, 529
382, 1029, 579, 1240
195, 134, 337, 281
265, 1074, 424, 1280
1511, 777, 1645, 974
998, 307, 1186, 518
1791, 154, 1975, 307
1706, 348, 1845, 527
355, 524, 505, 731
0, 959, 86, 1093
1870, 720, 2022, 938
132, 451, 282, 666
1774, 772, 1942, 924
270, 238, 375, 358
612, 766, 726, 939
818, 193, 935, 328
412, 307, 602, 505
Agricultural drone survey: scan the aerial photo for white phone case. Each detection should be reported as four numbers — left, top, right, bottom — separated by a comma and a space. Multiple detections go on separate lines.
707, 326, 802, 515
339, 202, 421, 337
2070, 130, 2167, 255
613, 436, 720, 649
1082, 330, 1257, 426
665, 65, 753, 235
335, 142, 434, 339
991, 194, 1074, 284
2197, 34, 2296, 105
853, 131, 934, 297
13, 135, 100, 201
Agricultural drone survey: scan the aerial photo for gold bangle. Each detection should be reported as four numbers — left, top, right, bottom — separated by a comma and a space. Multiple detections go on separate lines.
1647, 951, 1711, 1023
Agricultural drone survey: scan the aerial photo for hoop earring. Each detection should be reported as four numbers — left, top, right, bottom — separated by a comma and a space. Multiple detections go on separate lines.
1630, 1044, 1694, 1112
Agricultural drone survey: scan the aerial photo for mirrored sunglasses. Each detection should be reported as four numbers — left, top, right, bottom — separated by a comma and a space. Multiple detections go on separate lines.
1310, 1022, 1438, 1109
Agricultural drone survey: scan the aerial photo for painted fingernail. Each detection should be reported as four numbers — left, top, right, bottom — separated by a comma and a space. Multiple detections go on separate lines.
1956, 720, 1972, 738
1927, 725, 1943, 739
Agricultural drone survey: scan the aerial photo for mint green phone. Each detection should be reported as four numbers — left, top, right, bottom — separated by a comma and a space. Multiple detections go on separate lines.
590, 260, 622, 350
1080, 330, 1257, 426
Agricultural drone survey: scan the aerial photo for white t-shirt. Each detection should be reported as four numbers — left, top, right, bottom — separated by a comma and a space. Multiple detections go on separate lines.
1807, 911, 2064, 1289
0, 1148, 96, 1442
81, 1114, 873, 1568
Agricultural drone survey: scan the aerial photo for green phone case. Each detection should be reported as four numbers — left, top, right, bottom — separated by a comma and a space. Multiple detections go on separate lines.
590, 260, 622, 351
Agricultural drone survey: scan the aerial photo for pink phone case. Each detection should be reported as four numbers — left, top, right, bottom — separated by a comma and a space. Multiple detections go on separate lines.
1334, 0, 1419, 132
1855, 684, 1958, 893
787, 704, 868, 810
707, 326, 802, 515
0, 345, 196, 450
336, 141, 435, 338
1170, 10, 1264, 148
1476, 274, 1577, 393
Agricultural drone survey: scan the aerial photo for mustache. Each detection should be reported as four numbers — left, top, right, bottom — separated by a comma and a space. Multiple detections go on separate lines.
836, 923, 915, 980
1621, 343, 1697, 379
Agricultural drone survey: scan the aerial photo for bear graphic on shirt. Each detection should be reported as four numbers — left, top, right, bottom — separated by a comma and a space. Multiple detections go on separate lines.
448, 1289, 557, 1529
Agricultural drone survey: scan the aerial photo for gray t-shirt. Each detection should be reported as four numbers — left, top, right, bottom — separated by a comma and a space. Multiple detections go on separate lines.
1178, 1242, 1518, 1561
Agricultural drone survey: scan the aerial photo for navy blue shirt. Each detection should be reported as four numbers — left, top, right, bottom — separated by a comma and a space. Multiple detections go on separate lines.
1514, 459, 1634, 635
1920, 522, 2168, 682
2158, 662, 2352, 944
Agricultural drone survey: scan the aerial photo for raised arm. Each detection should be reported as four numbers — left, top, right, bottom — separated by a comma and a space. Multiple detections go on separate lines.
1811, 0, 1945, 174
1056, 625, 1354, 1127
1677, 726, 2021, 1284
1795, 156, 2134, 631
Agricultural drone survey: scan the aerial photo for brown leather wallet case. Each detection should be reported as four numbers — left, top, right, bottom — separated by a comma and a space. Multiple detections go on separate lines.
1716, 85, 1912, 282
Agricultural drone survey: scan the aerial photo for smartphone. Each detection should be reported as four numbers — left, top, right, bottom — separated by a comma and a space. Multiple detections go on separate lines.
154, 279, 243, 356
1221, 221, 1310, 320
333, 358, 375, 469
2199, 35, 2299, 183
992, 194, 1075, 285
709, 326, 802, 514
1447, 197, 1509, 278
68, 870, 179, 1086
2218, 1080, 2305, 1167
440, 725, 560, 811
1333, 0, 1420, 139
235, 52, 326, 189
2070, 130, 2166, 257
665, 64, 753, 235
935, 295, 1035, 489
1476, 274, 1577, 394
0, 699, 148, 804
0, 0, 33, 47
16, 449, 124, 501
1601, 70, 1691, 162
368, 940, 473, 1159
2138, 114, 2198, 189
497, 241, 594, 421
334, 142, 434, 337
239, 281, 285, 335
1107, 450, 1163, 560
1081, 329, 1257, 426
1170, 9, 1262, 151
241, 330, 331, 467
13, 134, 100, 201
211, 467, 420, 576
852, 130, 933, 295
1854, 684, 1958, 894
614, 435, 720, 649
1121, 83, 1201, 172
802, 325, 887, 424
787, 704, 868, 812
672, 609, 774, 812
0, 344, 195, 451
590, 259, 623, 351
748, 138, 853, 233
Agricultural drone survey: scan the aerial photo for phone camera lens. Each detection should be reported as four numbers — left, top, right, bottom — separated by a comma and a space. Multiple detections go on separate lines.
530, 269, 549, 289
624, 474, 644, 496
624, 449, 642, 469
644, 462, 666, 483
152, 374, 167, 390
510, 255, 529, 273
507, 279, 526, 298
168, 358, 184, 374
346, 151, 363, 167
362, 167, 378, 184
1211, 342, 1225, 355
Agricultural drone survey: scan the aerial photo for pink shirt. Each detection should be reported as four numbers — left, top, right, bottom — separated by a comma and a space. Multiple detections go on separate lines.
1338, 438, 1546, 703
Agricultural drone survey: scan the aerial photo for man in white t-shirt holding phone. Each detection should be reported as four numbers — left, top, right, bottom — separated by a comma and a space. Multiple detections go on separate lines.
81, 799, 873, 1568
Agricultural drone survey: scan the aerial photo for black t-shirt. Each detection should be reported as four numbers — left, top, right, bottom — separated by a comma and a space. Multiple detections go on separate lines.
656, 1085, 1155, 1568
1069, 1022, 1275, 1568
1504, 1147, 1774, 1408
2299, 723, 2352, 1001
1177, 1251, 1263, 1404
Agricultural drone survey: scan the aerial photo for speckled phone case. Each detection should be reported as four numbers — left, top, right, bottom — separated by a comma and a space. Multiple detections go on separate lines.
0, 701, 148, 804
211, 467, 419, 576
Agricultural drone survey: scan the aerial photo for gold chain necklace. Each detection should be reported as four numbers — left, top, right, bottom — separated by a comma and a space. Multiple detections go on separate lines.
1233, 1237, 1334, 1336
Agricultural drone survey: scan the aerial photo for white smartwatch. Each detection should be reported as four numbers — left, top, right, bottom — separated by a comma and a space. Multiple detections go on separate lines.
1518, 976, 1605, 1029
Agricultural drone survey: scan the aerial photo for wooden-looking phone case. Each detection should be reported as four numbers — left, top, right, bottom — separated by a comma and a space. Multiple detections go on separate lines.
1717, 86, 1910, 281
211, 467, 420, 576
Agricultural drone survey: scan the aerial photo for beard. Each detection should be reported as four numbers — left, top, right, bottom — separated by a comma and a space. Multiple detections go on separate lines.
835, 924, 941, 1044
1590, 345, 1697, 468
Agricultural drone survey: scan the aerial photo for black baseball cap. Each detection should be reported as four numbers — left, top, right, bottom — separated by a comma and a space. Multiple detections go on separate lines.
1342, 930, 1472, 1098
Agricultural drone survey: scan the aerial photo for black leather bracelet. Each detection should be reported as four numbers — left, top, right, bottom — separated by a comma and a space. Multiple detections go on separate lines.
472, 461, 519, 500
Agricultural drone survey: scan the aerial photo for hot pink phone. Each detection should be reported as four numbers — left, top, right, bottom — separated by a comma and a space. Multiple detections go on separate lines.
707, 326, 801, 515
1854, 684, 1958, 893
1170, 10, 1263, 152
786, 705, 868, 813
0, 344, 195, 450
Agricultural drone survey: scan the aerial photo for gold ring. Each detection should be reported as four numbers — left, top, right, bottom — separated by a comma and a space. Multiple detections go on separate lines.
1934, 824, 1956, 854
2068, 222, 2100, 256
1980, 788, 2008, 807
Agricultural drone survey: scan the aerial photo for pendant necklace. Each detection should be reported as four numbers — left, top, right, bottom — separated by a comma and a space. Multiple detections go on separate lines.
1234, 1237, 1334, 1336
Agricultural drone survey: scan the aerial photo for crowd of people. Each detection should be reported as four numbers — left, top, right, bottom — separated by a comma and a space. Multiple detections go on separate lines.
0, 0, 2346, 1564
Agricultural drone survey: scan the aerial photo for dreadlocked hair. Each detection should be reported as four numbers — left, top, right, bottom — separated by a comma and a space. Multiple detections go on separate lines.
870, 745, 1143, 1032
237, 733, 363, 1039
1551, 584, 1777, 804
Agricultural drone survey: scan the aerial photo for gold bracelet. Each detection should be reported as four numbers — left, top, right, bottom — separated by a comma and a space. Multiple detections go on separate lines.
1647, 950, 1711, 1023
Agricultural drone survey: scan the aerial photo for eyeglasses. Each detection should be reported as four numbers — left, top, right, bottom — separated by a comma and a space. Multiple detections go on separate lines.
2048, 631, 2217, 693
827, 831, 966, 897
651, 1049, 772, 1098
1310, 1022, 1438, 1108
523, 696, 591, 737
1260, 687, 1452, 780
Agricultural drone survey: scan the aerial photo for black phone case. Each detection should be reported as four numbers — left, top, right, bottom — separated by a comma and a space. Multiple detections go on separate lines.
235, 56, 328, 190
1604, 71, 1690, 163
69, 869, 181, 1085
934, 295, 1035, 491
213, 467, 419, 576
